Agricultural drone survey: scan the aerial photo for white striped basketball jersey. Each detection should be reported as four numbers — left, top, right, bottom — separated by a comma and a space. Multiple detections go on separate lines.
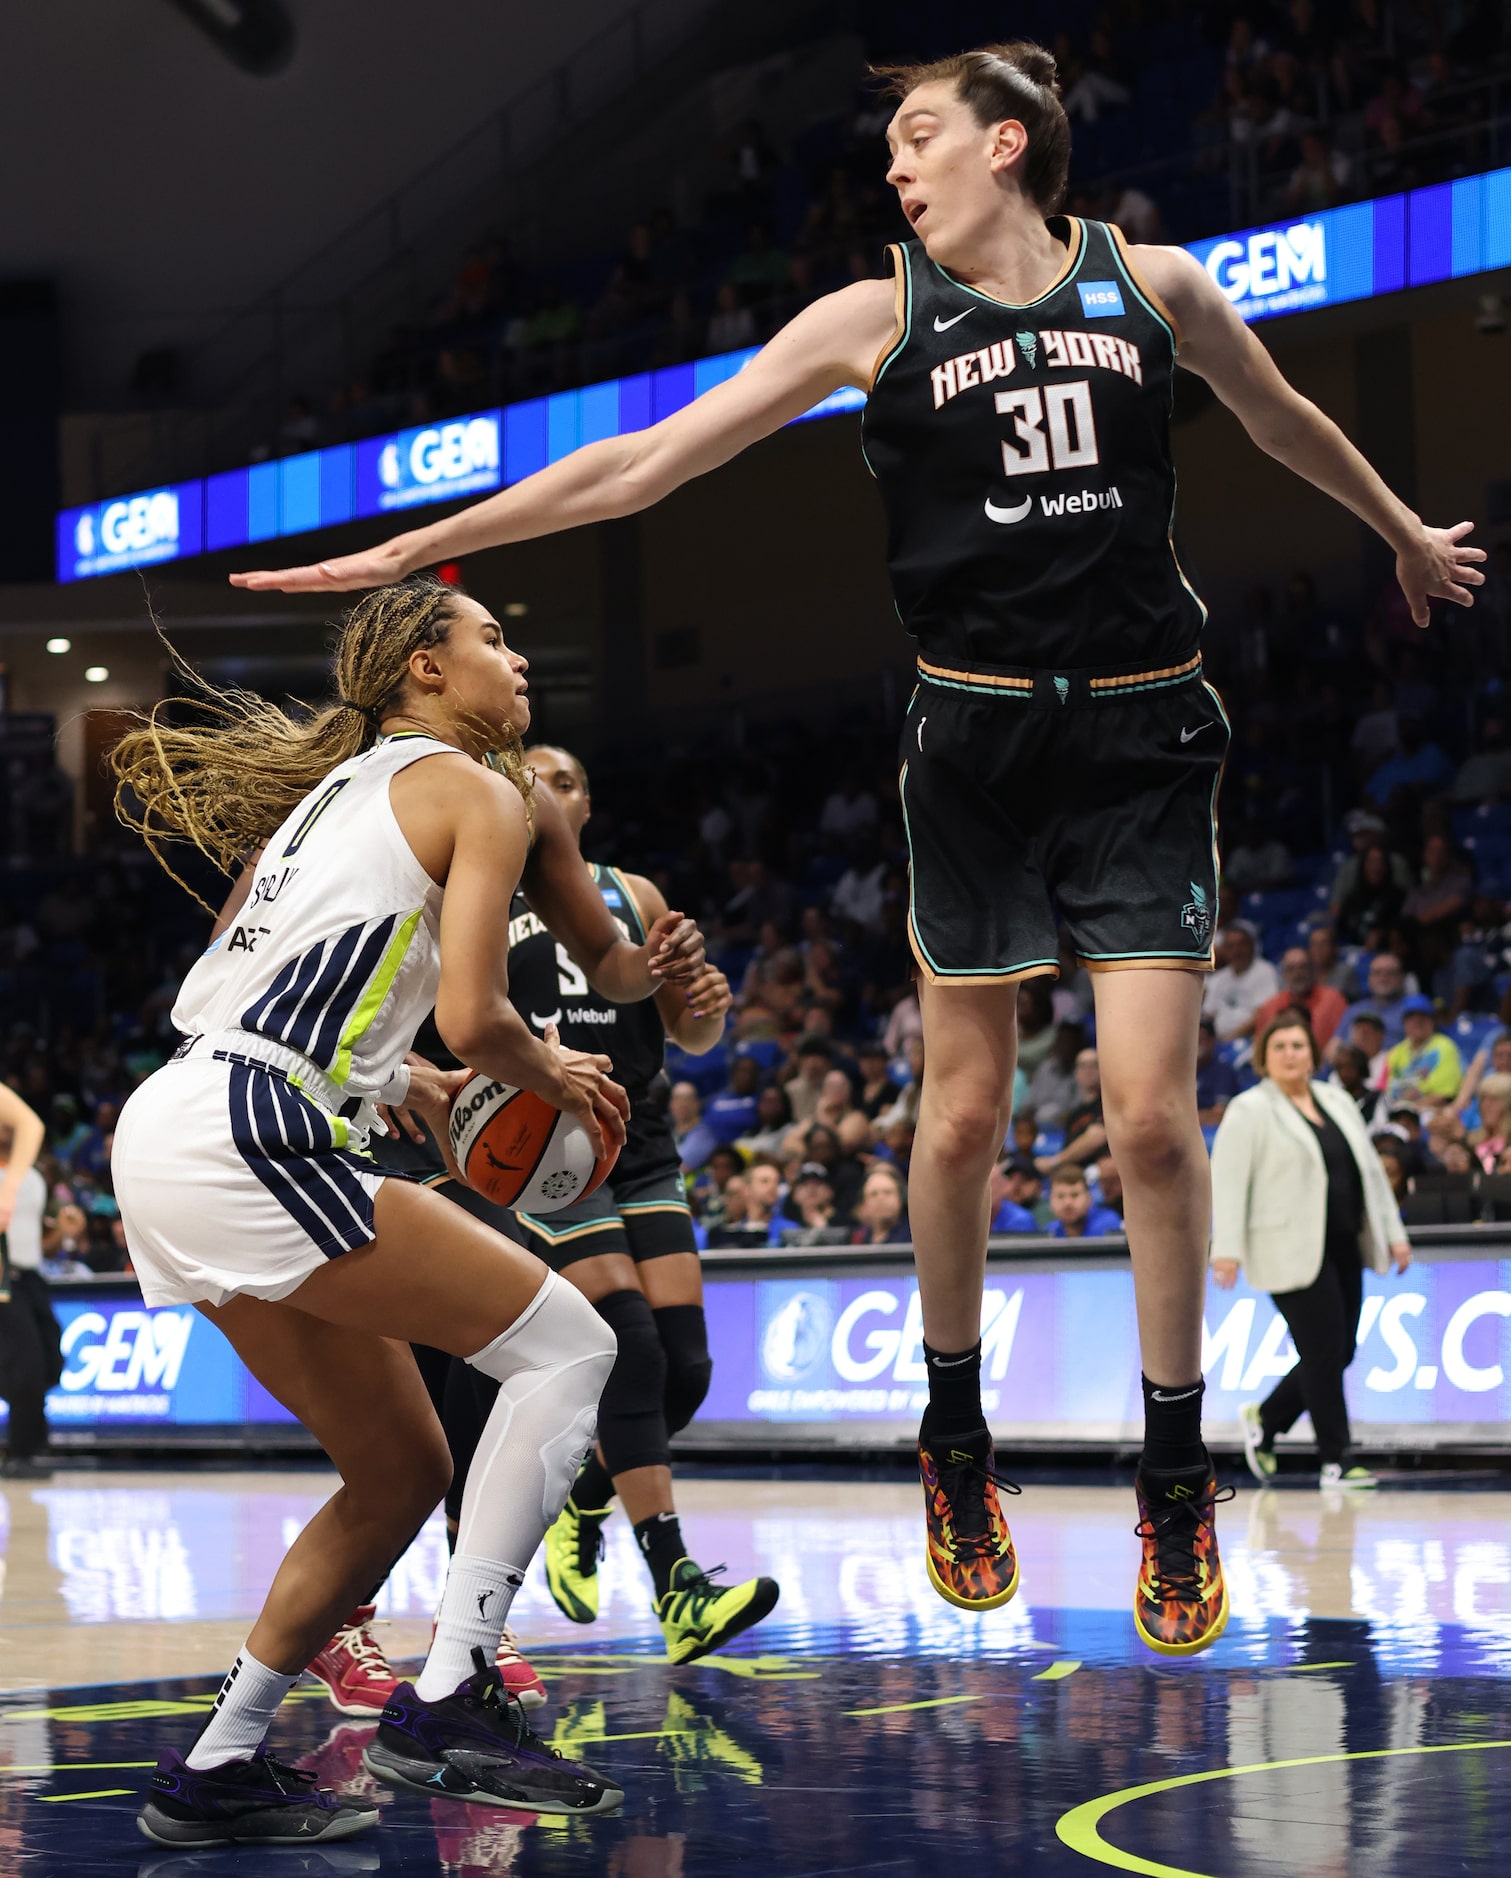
172, 733, 456, 1103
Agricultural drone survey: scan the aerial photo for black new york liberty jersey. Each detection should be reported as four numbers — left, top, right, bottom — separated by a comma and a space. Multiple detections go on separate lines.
507, 864, 675, 1177
861, 218, 1206, 673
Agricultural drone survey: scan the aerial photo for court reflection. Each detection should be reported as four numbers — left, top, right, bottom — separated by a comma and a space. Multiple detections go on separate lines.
0, 1477, 1507, 1682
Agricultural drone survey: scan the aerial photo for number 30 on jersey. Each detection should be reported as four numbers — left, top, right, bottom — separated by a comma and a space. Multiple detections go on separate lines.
994, 380, 1099, 475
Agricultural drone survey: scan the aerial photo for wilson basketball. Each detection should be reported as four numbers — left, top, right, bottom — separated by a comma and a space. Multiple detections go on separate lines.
446, 1073, 617, 1213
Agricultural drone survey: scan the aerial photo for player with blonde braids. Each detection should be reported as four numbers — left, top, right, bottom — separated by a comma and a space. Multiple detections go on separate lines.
111, 573, 707, 1847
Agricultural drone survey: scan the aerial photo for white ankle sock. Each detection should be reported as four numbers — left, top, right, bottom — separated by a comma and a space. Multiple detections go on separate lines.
186, 1648, 299, 1770
413, 1554, 526, 1702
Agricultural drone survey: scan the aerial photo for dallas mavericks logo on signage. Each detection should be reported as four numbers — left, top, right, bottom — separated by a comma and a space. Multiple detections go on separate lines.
761, 1290, 834, 1383
360, 412, 503, 513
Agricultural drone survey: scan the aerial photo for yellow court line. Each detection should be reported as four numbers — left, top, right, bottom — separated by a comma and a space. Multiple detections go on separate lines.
1271, 1661, 1354, 1673
41, 1789, 134, 1803
1056, 1738, 1511, 1877
0, 1763, 155, 1775
557, 1727, 700, 1745
846, 1695, 983, 1718
1033, 1661, 1081, 1681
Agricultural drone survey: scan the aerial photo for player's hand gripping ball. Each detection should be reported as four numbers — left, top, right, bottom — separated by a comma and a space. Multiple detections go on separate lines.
447, 1074, 618, 1212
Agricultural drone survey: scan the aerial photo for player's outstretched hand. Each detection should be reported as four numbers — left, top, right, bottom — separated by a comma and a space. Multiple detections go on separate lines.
646, 910, 706, 983
229, 537, 415, 593
1395, 520, 1486, 627
543, 1022, 629, 1159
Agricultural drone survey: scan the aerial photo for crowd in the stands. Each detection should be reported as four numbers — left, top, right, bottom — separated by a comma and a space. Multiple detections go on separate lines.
6, 525, 1511, 1262
261, 0, 1510, 459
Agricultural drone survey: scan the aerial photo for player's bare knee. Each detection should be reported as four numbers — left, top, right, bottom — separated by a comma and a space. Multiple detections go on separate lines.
926, 1095, 1006, 1174
1104, 1095, 1196, 1179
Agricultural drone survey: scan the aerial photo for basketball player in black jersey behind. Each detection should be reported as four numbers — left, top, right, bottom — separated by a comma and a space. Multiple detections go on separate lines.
382, 745, 778, 1667
237, 41, 1484, 1656
488, 744, 779, 1661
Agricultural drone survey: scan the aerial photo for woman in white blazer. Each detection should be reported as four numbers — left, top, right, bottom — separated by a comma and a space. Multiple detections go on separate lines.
1210, 1010, 1410, 1488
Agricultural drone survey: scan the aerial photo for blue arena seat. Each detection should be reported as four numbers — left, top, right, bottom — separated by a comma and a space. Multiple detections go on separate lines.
665, 1040, 728, 1097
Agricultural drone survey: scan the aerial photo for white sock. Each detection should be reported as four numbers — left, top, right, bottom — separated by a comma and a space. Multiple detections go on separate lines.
414, 1554, 526, 1701
186, 1648, 299, 1770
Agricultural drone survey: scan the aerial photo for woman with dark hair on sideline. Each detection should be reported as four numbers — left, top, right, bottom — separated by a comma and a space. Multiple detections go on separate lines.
1210, 1010, 1411, 1490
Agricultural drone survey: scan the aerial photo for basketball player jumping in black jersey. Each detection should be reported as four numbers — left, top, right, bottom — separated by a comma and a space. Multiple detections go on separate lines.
236, 42, 1484, 1655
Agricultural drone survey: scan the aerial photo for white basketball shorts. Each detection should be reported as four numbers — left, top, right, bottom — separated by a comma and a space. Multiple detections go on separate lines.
113, 1047, 386, 1309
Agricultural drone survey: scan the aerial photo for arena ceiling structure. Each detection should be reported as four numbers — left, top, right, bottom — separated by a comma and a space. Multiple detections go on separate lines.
0, 0, 691, 405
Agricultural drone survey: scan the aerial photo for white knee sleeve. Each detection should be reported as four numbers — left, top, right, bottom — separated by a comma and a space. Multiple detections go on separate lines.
458, 1272, 618, 1557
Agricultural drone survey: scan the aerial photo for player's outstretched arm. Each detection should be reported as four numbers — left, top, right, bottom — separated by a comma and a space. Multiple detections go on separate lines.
1141, 245, 1487, 627
229, 280, 897, 593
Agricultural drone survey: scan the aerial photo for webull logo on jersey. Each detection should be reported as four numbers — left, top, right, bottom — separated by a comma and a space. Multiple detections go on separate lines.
374, 413, 501, 511
1203, 220, 1326, 317
1037, 487, 1124, 518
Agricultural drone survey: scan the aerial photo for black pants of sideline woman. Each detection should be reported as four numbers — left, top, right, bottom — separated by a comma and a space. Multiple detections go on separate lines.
1258, 1233, 1364, 1466
0, 1271, 63, 1461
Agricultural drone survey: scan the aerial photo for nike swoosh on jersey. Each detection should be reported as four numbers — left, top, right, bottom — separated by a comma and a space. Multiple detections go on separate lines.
530, 1009, 563, 1029
1179, 723, 1214, 743
933, 308, 974, 331
984, 493, 1033, 524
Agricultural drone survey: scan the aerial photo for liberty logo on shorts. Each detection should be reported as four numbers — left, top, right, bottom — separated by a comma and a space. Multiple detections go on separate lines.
1181, 882, 1213, 946
1054, 676, 1070, 704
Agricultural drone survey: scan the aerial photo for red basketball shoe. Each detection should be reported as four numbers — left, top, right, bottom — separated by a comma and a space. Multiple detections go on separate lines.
307, 1604, 399, 1717
495, 1625, 547, 1710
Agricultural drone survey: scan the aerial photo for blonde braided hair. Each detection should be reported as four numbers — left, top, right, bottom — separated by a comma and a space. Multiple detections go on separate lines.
110, 574, 533, 910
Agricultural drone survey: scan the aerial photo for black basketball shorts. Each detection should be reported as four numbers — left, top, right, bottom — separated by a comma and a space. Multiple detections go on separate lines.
518, 1161, 697, 1270
900, 652, 1230, 983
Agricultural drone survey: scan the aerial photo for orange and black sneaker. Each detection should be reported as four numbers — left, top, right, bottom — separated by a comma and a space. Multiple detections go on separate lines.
1132, 1464, 1235, 1656
919, 1428, 1021, 1612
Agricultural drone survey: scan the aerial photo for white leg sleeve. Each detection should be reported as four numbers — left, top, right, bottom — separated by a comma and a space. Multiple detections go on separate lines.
414, 1272, 616, 1702
456, 1271, 617, 1559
